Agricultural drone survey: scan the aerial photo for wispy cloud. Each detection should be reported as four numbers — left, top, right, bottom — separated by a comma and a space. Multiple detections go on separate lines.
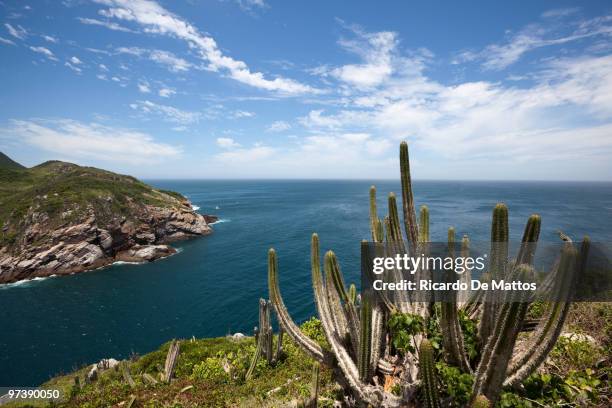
4, 23, 28, 40
94, 0, 318, 94
266, 120, 291, 132
77, 17, 135, 33
330, 23, 398, 88
148, 49, 192, 72
116, 46, 193, 72
455, 12, 612, 70
29, 46, 57, 61
42, 34, 58, 43
158, 87, 175, 97
216, 137, 241, 149
129, 100, 201, 124
0, 36, 16, 46
1, 119, 180, 164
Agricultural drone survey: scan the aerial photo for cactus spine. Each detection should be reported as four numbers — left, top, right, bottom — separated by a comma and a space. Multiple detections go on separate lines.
420, 339, 441, 408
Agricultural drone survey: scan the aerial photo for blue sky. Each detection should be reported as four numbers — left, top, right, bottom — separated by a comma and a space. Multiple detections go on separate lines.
0, 0, 611, 180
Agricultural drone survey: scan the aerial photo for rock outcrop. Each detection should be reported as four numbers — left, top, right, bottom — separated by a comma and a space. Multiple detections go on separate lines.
0, 202, 212, 284
0, 158, 215, 284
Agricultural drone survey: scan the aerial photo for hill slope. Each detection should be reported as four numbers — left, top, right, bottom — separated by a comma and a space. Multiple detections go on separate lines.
0, 151, 25, 170
0, 159, 212, 283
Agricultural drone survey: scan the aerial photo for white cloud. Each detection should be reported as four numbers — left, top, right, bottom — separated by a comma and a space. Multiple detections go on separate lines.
4, 23, 27, 40
460, 13, 612, 70
116, 46, 146, 56
148, 49, 192, 72
233, 110, 255, 118
29, 46, 57, 61
236, 0, 267, 11
137, 81, 151, 93
215, 145, 276, 163
216, 137, 241, 149
77, 17, 135, 33
95, 0, 317, 94
1, 119, 180, 164
331, 27, 397, 88
69, 56, 82, 65
99, 63, 108, 71
65, 61, 82, 73
158, 87, 175, 97
297, 47, 612, 179
42, 35, 58, 43
267, 120, 291, 132
130, 100, 201, 124
0, 36, 16, 46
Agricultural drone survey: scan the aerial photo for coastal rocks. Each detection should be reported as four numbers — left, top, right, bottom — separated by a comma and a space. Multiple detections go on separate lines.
116, 245, 176, 262
0, 203, 215, 284
87, 358, 120, 382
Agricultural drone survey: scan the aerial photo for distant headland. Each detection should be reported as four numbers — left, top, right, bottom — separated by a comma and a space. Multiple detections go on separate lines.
0, 153, 216, 284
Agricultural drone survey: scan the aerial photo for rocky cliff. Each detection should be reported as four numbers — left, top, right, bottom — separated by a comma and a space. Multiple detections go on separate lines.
0, 158, 213, 284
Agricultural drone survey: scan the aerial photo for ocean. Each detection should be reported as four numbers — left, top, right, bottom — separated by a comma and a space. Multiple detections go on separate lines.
1, 180, 611, 386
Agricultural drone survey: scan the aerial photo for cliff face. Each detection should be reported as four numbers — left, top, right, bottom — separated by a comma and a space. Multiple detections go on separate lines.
0, 159, 212, 283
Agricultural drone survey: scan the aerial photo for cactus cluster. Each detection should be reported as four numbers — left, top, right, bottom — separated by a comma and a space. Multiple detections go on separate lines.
267, 142, 588, 407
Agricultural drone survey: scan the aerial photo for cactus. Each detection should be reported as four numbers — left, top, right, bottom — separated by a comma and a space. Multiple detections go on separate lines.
400, 141, 419, 245
161, 339, 180, 383
439, 228, 471, 373
418, 205, 429, 243
121, 361, 136, 388
266, 142, 583, 407
247, 298, 284, 380
370, 186, 384, 243
349, 284, 357, 304
419, 339, 441, 408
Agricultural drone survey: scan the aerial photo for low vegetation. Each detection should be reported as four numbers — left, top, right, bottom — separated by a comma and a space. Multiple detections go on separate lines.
0, 158, 189, 250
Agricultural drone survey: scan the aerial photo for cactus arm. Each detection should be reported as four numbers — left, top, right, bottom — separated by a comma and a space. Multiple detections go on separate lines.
472, 264, 534, 404
324, 252, 351, 345
369, 305, 385, 378
268, 248, 330, 364
479, 203, 509, 346
440, 227, 472, 373
370, 186, 384, 243
349, 284, 357, 304
419, 339, 442, 408
504, 239, 584, 386
516, 214, 541, 266
418, 205, 429, 243
399, 141, 419, 245
388, 193, 406, 251
358, 294, 373, 382
311, 235, 386, 406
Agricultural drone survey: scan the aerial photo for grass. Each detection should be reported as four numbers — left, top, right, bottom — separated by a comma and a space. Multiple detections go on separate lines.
4, 303, 608, 407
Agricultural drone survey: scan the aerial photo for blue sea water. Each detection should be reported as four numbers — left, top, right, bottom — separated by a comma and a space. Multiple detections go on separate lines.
1, 180, 611, 386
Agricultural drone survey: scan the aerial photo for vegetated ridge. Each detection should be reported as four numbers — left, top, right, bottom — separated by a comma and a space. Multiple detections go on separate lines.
0, 153, 215, 284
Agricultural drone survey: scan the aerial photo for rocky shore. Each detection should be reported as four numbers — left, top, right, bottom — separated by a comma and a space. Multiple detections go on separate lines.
0, 201, 214, 284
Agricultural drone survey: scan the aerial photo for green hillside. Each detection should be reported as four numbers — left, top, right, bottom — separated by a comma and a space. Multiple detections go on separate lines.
0, 151, 25, 170
0, 159, 189, 249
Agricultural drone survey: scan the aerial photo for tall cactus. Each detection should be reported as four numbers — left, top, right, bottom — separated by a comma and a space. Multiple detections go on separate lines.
400, 141, 419, 245
440, 227, 471, 373
266, 142, 584, 407
419, 339, 441, 408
